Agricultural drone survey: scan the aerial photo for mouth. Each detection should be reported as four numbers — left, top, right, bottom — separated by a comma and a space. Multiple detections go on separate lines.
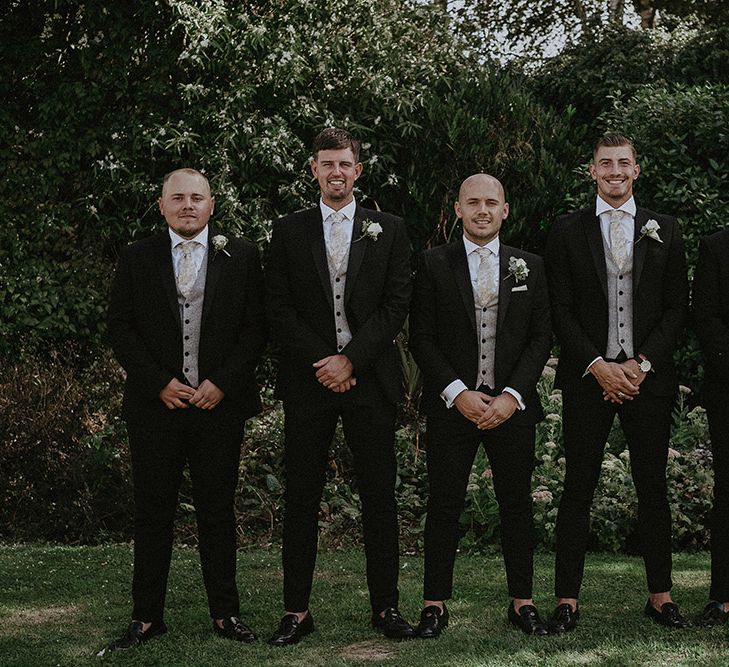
605, 178, 626, 185
328, 179, 345, 187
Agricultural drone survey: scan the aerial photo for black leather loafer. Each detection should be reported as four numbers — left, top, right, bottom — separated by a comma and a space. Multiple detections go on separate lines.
548, 603, 579, 634
267, 613, 315, 646
644, 601, 688, 628
508, 603, 548, 636
415, 604, 449, 639
213, 616, 257, 643
371, 607, 415, 639
101, 620, 167, 654
696, 601, 729, 627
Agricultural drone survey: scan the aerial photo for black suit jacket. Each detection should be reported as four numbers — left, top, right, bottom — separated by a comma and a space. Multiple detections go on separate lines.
266, 204, 411, 405
545, 206, 689, 396
693, 229, 729, 406
107, 228, 266, 427
410, 240, 552, 425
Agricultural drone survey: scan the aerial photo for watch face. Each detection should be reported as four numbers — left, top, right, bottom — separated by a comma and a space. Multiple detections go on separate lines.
640, 359, 651, 373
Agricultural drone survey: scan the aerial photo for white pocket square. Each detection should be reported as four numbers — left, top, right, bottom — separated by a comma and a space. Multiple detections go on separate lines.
511, 285, 528, 292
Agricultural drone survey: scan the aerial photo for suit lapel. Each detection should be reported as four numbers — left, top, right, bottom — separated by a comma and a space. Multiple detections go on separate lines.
497, 246, 513, 332
155, 231, 181, 331
448, 240, 477, 337
201, 227, 222, 325
307, 207, 334, 307
632, 208, 650, 291
584, 210, 609, 301
344, 206, 367, 304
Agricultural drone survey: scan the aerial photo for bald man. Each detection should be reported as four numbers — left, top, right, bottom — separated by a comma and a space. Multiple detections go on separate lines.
410, 174, 552, 637
104, 169, 266, 652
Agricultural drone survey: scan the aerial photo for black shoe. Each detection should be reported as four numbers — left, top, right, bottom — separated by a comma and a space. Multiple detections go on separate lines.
267, 613, 315, 646
548, 603, 579, 634
507, 603, 548, 636
100, 620, 167, 655
213, 616, 257, 643
371, 607, 415, 640
415, 604, 449, 639
644, 600, 688, 629
696, 601, 729, 627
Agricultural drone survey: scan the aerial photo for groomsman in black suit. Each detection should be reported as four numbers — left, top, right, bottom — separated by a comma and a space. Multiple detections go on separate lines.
410, 174, 552, 637
692, 229, 729, 627
265, 128, 413, 645
103, 168, 266, 652
545, 134, 689, 632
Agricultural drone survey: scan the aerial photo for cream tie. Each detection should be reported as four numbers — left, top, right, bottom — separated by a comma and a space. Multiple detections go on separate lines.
609, 209, 629, 271
476, 247, 497, 307
328, 211, 348, 272
177, 241, 199, 297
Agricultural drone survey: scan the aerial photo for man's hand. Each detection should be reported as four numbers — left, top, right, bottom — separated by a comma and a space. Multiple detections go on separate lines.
453, 390, 492, 424
313, 355, 354, 390
159, 378, 196, 410
603, 359, 648, 404
189, 379, 225, 410
329, 377, 358, 393
477, 392, 518, 430
589, 359, 640, 404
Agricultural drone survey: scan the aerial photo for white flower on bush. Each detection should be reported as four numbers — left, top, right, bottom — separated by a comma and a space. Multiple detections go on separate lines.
532, 489, 553, 504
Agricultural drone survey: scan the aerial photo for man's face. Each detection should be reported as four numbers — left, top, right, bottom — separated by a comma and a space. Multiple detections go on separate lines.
589, 145, 640, 207
455, 175, 509, 246
310, 148, 362, 209
159, 172, 215, 239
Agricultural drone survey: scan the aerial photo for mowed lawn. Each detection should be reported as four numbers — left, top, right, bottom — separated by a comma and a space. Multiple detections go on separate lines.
1, 544, 727, 666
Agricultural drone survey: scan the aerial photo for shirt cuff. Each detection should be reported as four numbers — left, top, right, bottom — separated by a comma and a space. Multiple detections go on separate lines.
503, 387, 525, 411
441, 379, 468, 408
583, 356, 603, 377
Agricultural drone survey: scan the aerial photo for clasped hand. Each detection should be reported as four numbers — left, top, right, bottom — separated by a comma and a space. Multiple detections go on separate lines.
159, 378, 225, 410
590, 359, 645, 404
453, 390, 518, 430
313, 354, 356, 392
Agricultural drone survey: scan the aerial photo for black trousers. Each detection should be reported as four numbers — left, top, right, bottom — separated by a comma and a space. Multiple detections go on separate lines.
707, 400, 729, 602
281, 389, 399, 613
127, 411, 244, 623
555, 379, 674, 598
423, 413, 537, 601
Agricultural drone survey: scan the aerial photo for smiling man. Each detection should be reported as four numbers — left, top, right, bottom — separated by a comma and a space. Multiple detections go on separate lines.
265, 128, 413, 644
104, 168, 266, 652
544, 134, 689, 632
410, 174, 551, 638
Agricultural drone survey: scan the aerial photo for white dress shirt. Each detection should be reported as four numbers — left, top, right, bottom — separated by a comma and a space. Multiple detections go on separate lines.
169, 225, 209, 276
320, 198, 356, 249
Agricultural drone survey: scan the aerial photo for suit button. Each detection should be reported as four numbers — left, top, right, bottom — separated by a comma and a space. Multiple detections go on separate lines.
337, 328, 342, 333
185, 319, 190, 324
481, 370, 486, 375
619, 323, 624, 327
483, 307, 487, 312
482, 323, 486, 328
619, 307, 623, 312
619, 291, 623, 296
620, 338, 625, 343
481, 355, 486, 359
185, 351, 189, 356
184, 367, 189, 372
335, 277, 341, 282
482, 339, 486, 343
618, 275, 623, 280
184, 335, 189, 340
336, 295, 341, 299
336, 311, 341, 316
185, 303, 190, 308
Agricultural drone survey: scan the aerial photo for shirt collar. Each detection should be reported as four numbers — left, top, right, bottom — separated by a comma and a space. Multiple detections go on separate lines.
595, 195, 636, 218
168, 225, 209, 248
320, 197, 357, 223
463, 234, 500, 257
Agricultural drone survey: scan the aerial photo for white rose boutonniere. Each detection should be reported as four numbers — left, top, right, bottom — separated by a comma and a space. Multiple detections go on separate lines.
355, 219, 383, 242
211, 234, 231, 257
637, 219, 663, 244
507, 256, 529, 282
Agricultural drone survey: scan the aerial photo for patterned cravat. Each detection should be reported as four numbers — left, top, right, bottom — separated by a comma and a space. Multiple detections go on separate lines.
177, 241, 199, 297
476, 246, 497, 307
609, 209, 629, 271
327, 211, 348, 272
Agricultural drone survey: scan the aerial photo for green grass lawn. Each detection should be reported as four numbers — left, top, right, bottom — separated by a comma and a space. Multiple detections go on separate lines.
0, 545, 726, 666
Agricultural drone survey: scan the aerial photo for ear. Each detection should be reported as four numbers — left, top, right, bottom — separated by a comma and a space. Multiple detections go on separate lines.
454, 200, 463, 219
502, 202, 509, 220
159, 198, 165, 215
588, 163, 597, 182
310, 158, 318, 179
354, 162, 363, 180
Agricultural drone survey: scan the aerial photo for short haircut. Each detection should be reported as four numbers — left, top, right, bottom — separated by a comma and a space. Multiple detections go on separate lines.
162, 168, 210, 195
593, 133, 637, 161
312, 127, 361, 162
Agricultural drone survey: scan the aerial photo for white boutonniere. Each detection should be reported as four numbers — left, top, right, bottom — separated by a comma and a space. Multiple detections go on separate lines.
637, 219, 663, 244
507, 256, 529, 282
355, 219, 383, 242
211, 234, 231, 257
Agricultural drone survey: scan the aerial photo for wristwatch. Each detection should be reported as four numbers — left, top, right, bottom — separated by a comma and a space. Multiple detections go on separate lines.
637, 355, 652, 373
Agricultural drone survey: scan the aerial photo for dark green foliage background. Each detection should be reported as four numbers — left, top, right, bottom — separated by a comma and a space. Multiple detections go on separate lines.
1, 1, 726, 546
